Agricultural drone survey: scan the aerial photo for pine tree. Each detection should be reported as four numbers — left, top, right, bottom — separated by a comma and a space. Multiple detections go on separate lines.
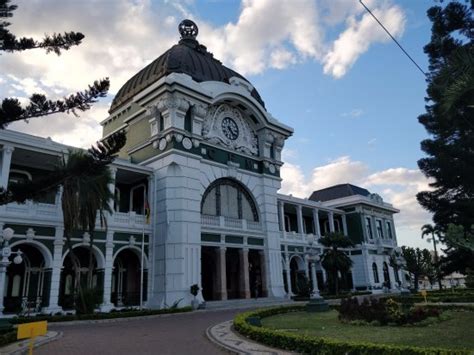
416, 1, 473, 271
0, 0, 126, 204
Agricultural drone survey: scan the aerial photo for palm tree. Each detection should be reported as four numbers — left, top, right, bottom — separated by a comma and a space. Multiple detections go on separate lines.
319, 232, 354, 295
421, 224, 443, 290
61, 149, 114, 312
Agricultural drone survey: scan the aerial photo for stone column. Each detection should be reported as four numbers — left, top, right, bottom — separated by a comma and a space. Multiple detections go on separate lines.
310, 261, 319, 296
296, 205, 304, 234
108, 167, 117, 213
239, 248, 250, 299
328, 211, 335, 233
284, 254, 293, 297
312, 209, 321, 238
258, 250, 267, 297
0, 265, 6, 314
45, 226, 65, 313
216, 247, 227, 300
341, 214, 348, 236
278, 201, 285, 232
0, 145, 14, 189
100, 231, 114, 311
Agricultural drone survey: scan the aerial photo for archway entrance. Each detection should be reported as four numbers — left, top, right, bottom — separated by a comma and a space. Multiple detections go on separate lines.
201, 246, 217, 301
290, 256, 306, 295
112, 249, 143, 307
59, 246, 101, 310
383, 262, 391, 289
226, 248, 241, 299
4, 244, 46, 313
248, 250, 264, 298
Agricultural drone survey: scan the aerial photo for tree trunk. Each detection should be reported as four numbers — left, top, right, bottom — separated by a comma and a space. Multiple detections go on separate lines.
432, 233, 443, 290
87, 230, 95, 288
414, 273, 419, 291
334, 270, 339, 296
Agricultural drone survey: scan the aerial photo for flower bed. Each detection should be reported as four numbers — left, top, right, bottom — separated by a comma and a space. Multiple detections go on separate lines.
233, 305, 471, 354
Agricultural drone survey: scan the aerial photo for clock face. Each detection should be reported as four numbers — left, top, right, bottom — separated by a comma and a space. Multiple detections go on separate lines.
221, 117, 239, 140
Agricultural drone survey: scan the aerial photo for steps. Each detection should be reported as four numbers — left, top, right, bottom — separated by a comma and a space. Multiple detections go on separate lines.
204, 297, 298, 310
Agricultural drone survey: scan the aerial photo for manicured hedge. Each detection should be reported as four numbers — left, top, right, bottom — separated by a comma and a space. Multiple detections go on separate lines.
393, 295, 474, 304
10, 306, 192, 324
233, 306, 471, 355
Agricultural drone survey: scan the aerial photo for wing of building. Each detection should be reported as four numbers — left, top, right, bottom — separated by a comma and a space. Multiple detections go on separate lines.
0, 20, 405, 314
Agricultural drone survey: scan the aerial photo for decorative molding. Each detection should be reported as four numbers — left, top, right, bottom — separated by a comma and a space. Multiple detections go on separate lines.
26, 228, 35, 241
202, 104, 258, 156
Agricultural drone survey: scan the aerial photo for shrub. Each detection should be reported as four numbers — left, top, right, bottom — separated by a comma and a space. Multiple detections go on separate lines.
339, 297, 442, 326
233, 306, 470, 355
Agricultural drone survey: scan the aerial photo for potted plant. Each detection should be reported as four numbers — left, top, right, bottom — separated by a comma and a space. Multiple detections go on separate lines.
190, 284, 200, 310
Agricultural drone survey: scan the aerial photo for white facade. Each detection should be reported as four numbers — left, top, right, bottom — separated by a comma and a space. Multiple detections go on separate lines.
0, 20, 404, 315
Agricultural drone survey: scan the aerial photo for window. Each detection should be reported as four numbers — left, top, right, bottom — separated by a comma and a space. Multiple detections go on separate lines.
284, 215, 291, 232
114, 187, 121, 212
372, 263, 379, 283
334, 220, 340, 233
376, 219, 384, 239
8, 169, 32, 185
184, 107, 192, 132
159, 114, 164, 131
386, 221, 393, 239
365, 217, 373, 239
130, 184, 146, 215
12, 275, 22, 297
201, 178, 259, 222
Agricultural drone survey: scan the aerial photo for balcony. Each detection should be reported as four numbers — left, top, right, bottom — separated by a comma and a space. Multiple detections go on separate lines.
201, 215, 263, 233
2, 201, 61, 222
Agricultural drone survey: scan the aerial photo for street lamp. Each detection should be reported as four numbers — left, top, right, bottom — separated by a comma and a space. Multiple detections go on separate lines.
1, 228, 23, 266
0, 228, 22, 314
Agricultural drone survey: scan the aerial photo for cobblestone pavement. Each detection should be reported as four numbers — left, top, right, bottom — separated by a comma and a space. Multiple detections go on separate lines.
37, 310, 239, 355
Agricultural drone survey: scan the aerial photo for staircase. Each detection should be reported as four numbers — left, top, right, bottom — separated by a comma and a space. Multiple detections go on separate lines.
204, 297, 299, 311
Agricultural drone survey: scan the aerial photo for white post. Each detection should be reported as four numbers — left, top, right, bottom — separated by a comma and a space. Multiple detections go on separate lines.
328, 211, 335, 233
284, 254, 293, 297
312, 209, 321, 237
101, 231, 114, 312
311, 261, 319, 297
296, 205, 304, 235
341, 214, 348, 236
278, 201, 285, 232
45, 226, 65, 313
0, 145, 14, 189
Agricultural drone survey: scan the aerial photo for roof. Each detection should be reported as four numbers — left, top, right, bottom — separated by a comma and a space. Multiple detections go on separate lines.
308, 184, 371, 202
109, 19, 265, 113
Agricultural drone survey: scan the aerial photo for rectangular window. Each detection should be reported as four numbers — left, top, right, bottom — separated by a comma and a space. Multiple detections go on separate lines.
386, 221, 393, 239
365, 217, 373, 239
376, 219, 384, 239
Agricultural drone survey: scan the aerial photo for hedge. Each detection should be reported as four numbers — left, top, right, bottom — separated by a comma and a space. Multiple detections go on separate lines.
9, 306, 192, 324
0, 330, 17, 347
393, 295, 474, 304
233, 306, 471, 355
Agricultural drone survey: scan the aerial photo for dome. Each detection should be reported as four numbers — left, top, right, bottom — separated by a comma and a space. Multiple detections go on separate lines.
109, 19, 265, 113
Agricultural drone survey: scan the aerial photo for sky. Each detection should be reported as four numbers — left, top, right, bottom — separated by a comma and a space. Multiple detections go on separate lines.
0, 0, 438, 250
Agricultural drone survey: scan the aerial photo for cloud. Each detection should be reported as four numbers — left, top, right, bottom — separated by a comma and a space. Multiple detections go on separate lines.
323, 3, 406, 78
341, 108, 364, 118
280, 156, 433, 248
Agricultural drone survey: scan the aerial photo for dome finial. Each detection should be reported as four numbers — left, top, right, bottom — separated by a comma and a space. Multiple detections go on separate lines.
179, 19, 198, 40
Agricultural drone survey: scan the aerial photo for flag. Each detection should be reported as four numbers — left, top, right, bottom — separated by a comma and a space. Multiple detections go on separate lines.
144, 199, 151, 224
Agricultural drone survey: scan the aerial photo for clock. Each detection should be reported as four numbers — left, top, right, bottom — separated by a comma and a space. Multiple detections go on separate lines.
221, 117, 239, 140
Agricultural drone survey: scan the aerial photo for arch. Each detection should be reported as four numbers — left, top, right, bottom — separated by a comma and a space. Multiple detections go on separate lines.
211, 93, 268, 128
112, 247, 144, 306
372, 262, 380, 283
113, 245, 149, 269
10, 240, 53, 268
9, 169, 32, 183
201, 177, 260, 222
289, 254, 306, 271
61, 243, 105, 269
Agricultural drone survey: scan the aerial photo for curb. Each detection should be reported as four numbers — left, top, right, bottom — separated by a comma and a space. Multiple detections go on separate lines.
206, 320, 295, 355
0, 331, 63, 355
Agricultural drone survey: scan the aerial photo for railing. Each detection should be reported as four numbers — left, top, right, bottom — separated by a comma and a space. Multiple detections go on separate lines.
201, 214, 262, 232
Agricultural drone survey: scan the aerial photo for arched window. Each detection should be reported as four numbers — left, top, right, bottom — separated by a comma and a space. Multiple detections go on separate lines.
114, 187, 121, 212
11, 275, 21, 297
159, 113, 164, 131
372, 263, 379, 283
8, 169, 32, 185
201, 178, 258, 221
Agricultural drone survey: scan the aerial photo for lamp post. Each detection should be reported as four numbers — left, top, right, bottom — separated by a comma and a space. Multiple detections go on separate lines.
304, 234, 329, 312
0, 228, 23, 314
305, 234, 321, 299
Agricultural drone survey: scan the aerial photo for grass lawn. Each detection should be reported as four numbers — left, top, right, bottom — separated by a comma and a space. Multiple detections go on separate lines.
261, 310, 474, 351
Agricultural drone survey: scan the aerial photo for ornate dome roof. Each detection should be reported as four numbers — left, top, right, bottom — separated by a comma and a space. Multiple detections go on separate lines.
109, 19, 265, 113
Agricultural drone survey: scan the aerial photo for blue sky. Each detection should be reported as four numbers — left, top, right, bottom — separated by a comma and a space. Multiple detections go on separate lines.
0, 0, 438, 249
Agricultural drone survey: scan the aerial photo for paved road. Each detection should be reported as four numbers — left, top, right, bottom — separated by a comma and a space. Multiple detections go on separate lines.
37, 309, 239, 355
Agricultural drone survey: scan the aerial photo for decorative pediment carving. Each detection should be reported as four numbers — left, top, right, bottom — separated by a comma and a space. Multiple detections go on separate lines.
202, 104, 258, 156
